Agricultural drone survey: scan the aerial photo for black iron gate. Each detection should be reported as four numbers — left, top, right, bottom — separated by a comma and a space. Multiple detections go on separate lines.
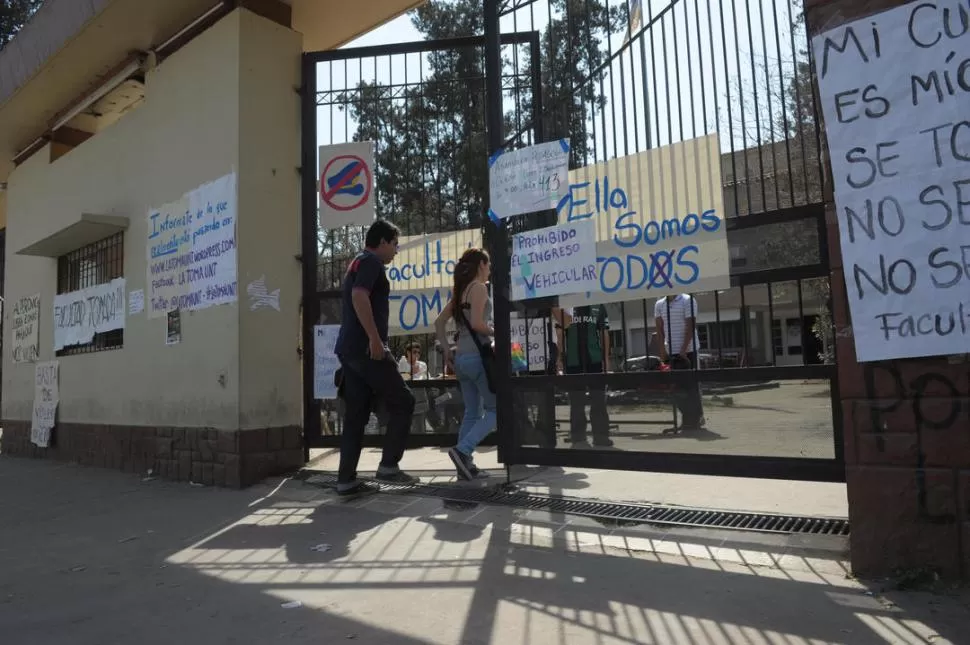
301, 32, 542, 452
301, 0, 843, 482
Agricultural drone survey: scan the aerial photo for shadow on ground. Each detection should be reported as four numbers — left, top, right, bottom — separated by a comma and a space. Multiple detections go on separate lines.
1, 457, 967, 645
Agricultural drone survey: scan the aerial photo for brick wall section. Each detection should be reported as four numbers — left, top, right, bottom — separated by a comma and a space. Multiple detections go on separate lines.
0, 422, 304, 488
806, 0, 970, 579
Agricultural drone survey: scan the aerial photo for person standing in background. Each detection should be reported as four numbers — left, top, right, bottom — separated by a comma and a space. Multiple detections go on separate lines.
562, 304, 614, 448
654, 293, 705, 431
398, 342, 430, 434
333, 219, 417, 497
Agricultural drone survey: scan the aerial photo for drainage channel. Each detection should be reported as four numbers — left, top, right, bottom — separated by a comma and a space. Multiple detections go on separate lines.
296, 471, 850, 537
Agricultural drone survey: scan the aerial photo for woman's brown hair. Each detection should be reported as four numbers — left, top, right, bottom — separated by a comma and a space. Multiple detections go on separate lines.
451, 248, 489, 328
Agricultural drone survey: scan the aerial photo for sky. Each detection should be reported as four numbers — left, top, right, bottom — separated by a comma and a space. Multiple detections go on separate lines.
311, 0, 814, 233
317, 0, 809, 154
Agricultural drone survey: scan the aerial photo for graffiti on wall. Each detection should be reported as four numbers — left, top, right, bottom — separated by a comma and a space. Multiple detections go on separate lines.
862, 361, 967, 523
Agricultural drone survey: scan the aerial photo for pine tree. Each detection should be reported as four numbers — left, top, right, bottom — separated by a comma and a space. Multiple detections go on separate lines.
1, 1, 43, 50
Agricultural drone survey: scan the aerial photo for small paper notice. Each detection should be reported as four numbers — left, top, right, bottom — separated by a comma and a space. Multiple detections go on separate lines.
31, 361, 59, 448
129, 289, 145, 315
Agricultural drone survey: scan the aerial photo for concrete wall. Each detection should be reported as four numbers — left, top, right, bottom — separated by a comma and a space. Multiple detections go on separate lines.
805, 0, 970, 579
236, 9, 302, 430
2, 9, 301, 434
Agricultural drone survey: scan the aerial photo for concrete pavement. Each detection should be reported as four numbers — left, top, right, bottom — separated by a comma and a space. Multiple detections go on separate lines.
1, 456, 967, 644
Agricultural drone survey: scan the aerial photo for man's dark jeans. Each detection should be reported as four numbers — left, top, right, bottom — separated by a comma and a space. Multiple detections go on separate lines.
670, 353, 704, 428
566, 363, 611, 444
338, 354, 415, 484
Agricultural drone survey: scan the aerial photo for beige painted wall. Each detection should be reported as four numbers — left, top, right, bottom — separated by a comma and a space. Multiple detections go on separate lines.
236, 9, 302, 430
2, 9, 302, 431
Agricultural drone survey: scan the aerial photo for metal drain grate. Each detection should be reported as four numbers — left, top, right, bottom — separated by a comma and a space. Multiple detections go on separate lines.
297, 471, 850, 536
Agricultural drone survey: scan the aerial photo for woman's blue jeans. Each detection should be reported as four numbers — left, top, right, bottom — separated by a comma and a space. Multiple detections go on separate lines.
454, 352, 496, 456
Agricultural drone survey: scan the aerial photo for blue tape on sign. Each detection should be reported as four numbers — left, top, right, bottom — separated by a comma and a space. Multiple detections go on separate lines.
559, 138, 570, 153
487, 208, 502, 225
488, 149, 504, 168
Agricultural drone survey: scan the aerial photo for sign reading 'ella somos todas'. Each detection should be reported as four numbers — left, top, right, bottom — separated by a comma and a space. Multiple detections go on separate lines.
813, 0, 970, 362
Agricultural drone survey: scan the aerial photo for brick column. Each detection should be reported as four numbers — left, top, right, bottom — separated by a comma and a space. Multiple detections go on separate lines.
805, 0, 970, 579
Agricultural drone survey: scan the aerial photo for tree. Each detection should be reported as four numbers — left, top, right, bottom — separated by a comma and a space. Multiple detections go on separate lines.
334, 0, 625, 237
1, 1, 43, 50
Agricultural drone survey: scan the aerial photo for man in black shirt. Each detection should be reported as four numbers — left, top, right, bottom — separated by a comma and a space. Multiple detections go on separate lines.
334, 219, 416, 495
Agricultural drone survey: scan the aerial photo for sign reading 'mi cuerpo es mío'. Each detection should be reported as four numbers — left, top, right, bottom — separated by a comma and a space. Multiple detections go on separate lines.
813, 0, 970, 362
146, 173, 238, 319
556, 133, 729, 307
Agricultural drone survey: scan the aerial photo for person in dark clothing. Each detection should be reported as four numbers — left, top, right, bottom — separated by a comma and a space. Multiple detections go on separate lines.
562, 304, 613, 448
334, 219, 416, 496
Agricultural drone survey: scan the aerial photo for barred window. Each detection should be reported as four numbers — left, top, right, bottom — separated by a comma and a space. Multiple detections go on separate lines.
56, 232, 125, 356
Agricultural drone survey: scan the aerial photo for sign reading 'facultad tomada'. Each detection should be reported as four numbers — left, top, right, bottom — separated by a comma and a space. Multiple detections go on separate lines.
52, 279, 126, 351
813, 0, 970, 362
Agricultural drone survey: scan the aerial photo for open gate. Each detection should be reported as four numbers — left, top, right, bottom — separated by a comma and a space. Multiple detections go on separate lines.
301, 0, 844, 482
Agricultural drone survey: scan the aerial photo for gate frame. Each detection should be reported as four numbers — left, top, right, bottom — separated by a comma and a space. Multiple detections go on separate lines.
300, 31, 542, 457
297, 1, 846, 484
481, 0, 845, 483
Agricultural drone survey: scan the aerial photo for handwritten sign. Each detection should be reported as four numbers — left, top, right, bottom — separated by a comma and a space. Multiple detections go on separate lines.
319, 142, 376, 229
512, 220, 598, 300
31, 361, 59, 448
557, 135, 728, 307
813, 0, 970, 361
128, 289, 144, 315
510, 316, 550, 371
387, 229, 482, 335
314, 325, 340, 399
11, 294, 40, 363
489, 139, 570, 220
52, 278, 126, 351
147, 172, 238, 319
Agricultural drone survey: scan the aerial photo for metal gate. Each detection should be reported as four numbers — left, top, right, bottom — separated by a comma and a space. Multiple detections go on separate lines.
301, 32, 542, 451
301, 0, 843, 482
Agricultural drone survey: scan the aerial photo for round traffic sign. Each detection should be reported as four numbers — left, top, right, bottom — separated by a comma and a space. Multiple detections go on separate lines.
320, 154, 373, 212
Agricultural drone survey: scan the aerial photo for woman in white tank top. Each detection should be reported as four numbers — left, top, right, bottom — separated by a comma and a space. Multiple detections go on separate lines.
433, 248, 494, 481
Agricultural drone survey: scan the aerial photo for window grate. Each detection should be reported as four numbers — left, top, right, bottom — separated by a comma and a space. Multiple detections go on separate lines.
56, 232, 125, 356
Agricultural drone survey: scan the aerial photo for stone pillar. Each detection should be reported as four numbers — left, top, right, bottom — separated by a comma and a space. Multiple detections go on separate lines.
805, 0, 970, 579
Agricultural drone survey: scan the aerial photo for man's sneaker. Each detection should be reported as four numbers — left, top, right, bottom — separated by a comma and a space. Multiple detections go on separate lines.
592, 438, 615, 448
375, 469, 419, 485
336, 481, 380, 498
448, 447, 475, 481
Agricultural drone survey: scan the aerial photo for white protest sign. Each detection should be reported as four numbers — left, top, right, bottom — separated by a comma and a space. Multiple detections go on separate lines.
387, 228, 482, 335
511, 220, 599, 300
52, 278, 126, 351
556, 135, 728, 307
128, 289, 145, 315
319, 142, 376, 229
510, 316, 549, 371
146, 172, 238, 318
11, 293, 40, 363
31, 361, 59, 448
489, 139, 570, 220
314, 325, 340, 399
813, 1, 970, 361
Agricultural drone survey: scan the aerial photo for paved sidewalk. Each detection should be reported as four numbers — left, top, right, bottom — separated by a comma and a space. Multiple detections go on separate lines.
1, 457, 966, 644
308, 446, 850, 517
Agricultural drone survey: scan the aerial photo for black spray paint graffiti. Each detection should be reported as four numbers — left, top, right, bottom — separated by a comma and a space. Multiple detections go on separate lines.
863, 362, 968, 523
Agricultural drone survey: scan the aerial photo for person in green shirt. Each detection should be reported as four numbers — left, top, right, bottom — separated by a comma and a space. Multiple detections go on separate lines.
562, 304, 613, 447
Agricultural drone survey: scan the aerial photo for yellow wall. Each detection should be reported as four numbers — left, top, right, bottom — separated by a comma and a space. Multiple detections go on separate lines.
1, 9, 302, 430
